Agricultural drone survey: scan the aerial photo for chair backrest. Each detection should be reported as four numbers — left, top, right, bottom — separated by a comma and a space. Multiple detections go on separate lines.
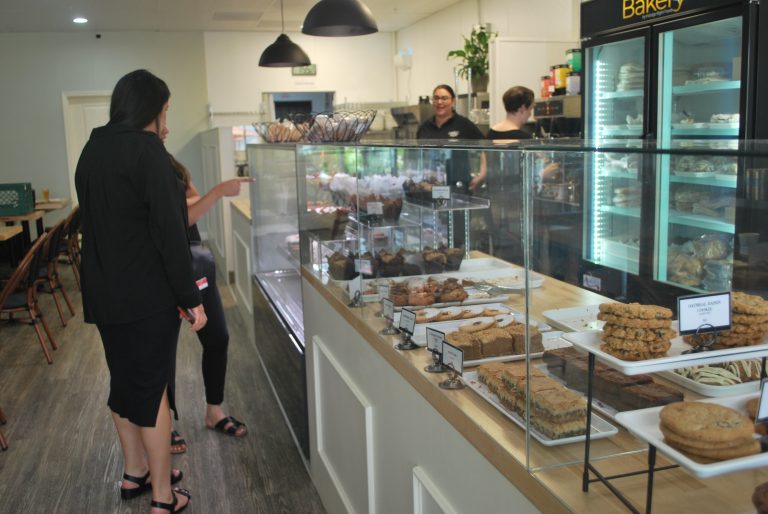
66, 206, 81, 239
45, 219, 66, 264
0, 234, 46, 308
24, 231, 49, 290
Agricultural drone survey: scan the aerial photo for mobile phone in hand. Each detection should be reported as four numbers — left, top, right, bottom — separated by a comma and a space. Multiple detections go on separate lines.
178, 307, 196, 324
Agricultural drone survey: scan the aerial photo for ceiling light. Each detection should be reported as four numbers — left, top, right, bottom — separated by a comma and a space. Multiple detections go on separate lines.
302, 0, 378, 37
259, 0, 311, 67
73, 17, 88, 24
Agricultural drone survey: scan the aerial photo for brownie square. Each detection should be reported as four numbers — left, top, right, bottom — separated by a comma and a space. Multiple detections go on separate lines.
594, 370, 653, 407
617, 382, 684, 412
563, 358, 590, 393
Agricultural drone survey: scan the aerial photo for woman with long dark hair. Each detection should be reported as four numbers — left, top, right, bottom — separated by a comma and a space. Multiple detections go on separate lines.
76, 69, 206, 514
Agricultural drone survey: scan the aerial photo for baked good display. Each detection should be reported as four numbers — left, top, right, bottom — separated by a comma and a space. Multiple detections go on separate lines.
682, 292, 768, 350
415, 308, 440, 324
422, 247, 447, 274
435, 318, 545, 361
540, 347, 684, 412
597, 303, 674, 360
377, 250, 404, 277
753, 482, 768, 514
673, 359, 762, 386
659, 401, 760, 461
327, 251, 358, 280
442, 246, 465, 271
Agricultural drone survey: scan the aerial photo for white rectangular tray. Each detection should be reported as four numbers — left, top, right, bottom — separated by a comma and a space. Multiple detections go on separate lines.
463, 371, 618, 446
542, 304, 604, 332
393, 303, 516, 326
659, 369, 760, 398
563, 330, 768, 375
615, 393, 768, 478
410, 315, 558, 346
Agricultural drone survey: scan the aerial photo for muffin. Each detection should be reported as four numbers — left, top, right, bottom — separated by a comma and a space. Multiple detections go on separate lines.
327, 252, 358, 280
377, 250, 403, 277
441, 246, 465, 271
423, 247, 447, 274
400, 249, 424, 276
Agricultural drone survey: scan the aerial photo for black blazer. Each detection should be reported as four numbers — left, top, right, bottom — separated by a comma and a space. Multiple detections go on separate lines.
75, 123, 202, 325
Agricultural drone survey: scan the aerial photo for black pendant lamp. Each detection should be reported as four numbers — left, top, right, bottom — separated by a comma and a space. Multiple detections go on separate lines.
259, 0, 311, 67
302, 0, 378, 37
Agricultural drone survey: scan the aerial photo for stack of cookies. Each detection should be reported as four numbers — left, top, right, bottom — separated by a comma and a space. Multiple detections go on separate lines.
659, 401, 760, 461
597, 303, 674, 361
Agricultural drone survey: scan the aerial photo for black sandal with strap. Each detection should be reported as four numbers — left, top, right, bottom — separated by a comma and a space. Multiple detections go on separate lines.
120, 469, 184, 500
171, 430, 187, 454
210, 415, 247, 437
150, 487, 191, 513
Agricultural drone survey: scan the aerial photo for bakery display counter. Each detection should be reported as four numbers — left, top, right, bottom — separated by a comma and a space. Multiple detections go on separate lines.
301, 261, 768, 513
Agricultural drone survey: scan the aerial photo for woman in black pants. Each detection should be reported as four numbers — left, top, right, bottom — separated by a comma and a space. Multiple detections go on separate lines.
168, 154, 252, 451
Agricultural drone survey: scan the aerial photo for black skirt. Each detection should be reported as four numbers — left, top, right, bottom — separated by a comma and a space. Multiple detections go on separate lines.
97, 307, 181, 427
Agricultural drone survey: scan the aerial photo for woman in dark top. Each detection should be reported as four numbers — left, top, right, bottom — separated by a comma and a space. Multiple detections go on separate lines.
487, 86, 534, 141
166, 154, 251, 451
75, 69, 205, 514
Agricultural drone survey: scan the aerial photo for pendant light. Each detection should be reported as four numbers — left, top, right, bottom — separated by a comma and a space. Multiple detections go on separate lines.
302, 0, 378, 37
259, 0, 311, 67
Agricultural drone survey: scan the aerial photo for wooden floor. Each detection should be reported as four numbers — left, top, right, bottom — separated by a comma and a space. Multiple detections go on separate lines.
0, 264, 326, 514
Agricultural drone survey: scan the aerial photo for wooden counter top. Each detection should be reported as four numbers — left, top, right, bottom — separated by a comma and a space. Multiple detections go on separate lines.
230, 198, 251, 221
0, 225, 22, 241
301, 258, 768, 514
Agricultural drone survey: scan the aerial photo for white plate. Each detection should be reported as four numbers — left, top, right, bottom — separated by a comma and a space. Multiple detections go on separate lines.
542, 304, 604, 332
563, 330, 768, 375
659, 370, 760, 398
410, 315, 556, 348
463, 371, 619, 446
615, 393, 768, 478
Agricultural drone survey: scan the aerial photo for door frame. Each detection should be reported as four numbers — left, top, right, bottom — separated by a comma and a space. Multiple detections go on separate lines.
61, 91, 111, 205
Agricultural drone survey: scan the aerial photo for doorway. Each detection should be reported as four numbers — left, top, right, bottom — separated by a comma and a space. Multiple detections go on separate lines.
62, 92, 110, 205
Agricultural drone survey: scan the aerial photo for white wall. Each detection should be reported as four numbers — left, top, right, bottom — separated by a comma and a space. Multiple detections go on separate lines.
0, 32, 209, 216
394, 0, 580, 103
203, 31, 396, 126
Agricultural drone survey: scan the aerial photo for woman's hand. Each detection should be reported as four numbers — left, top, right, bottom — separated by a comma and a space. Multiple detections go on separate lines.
189, 304, 207, 332
215, 177, 256, 198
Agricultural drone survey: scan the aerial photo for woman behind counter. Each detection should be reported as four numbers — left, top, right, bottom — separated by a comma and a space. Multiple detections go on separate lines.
75, 69, 206, 514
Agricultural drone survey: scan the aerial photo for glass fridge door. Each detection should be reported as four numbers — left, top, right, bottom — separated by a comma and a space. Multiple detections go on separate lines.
655, 16, 742, 292
583, 36, 646, 274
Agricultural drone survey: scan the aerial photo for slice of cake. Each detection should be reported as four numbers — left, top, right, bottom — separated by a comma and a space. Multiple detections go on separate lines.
447, 331, 481, 361
476, 328, 514, 358
593, 369, 653, 407
617, 382, 684, 411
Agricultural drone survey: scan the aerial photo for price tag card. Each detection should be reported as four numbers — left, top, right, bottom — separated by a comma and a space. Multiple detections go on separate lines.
367, 201, 384, 215
381, 298, 394, 321
348, 277, 362, 298
356, 259, 373, 276
394, 231, 404, 247
425, 327, 445, 353
432, 186, 451, 200
399, 308, 417, 335
757, 379, 768, 423
677, 292, 731, 335
378, 284, 390, 300
441, 341, 464, 375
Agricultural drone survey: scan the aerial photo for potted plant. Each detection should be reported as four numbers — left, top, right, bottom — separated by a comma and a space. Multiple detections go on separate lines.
447, 25, 496, 93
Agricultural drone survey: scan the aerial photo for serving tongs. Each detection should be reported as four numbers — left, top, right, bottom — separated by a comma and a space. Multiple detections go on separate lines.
471, 281, 524, 296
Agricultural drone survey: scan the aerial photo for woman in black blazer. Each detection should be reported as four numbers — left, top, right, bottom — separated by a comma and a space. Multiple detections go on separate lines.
75, 69, 206, 514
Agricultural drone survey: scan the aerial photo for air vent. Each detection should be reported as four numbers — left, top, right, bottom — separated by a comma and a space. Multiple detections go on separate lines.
212, 11, 262, 21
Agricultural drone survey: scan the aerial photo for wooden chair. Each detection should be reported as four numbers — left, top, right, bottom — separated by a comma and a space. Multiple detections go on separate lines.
36, 219, 75, 326
0, 232, 57, 364
63, 206, 81, 290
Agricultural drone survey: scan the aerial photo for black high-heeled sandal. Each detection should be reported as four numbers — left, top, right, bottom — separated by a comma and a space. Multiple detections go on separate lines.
150, 487, 191, 513
120, 469, 184, 500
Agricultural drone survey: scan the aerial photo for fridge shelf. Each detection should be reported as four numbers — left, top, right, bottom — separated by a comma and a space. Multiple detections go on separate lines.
672, 80, 740, 96
668, 210, 735, 232
669, 174, 737, 188
598, 168, 640, 179
601, 205, 641, 218
598, 89, 644, 99
672, 126, 738, 137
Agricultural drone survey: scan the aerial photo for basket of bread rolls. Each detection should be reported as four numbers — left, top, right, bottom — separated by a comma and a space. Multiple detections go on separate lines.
253, 119, 306, 143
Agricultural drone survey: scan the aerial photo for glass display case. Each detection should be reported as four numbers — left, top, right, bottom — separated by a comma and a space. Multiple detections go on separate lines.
292, 139, 768, 514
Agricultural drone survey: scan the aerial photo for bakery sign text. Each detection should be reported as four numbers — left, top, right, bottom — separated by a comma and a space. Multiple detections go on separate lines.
623, 0, 684, 21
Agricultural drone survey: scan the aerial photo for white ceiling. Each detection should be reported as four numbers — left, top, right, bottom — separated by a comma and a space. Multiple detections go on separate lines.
0, 0, 461, 33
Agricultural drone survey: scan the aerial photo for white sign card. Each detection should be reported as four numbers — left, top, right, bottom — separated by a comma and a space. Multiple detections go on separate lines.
348, 277, 362, 298
441, 341, 464, 375
381, 298, 394, 321
367, 201, 384, 215
425, 327, 445, 353
677, 292, 731, 335
432, 186, 451, 200
378, 284, 390, 300
399, 308, 417, 334
757, 379, 768, 423
356, 259, 373, 276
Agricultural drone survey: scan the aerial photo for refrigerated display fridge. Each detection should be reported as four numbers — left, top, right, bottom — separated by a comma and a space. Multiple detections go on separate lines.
580, 0, 766, 299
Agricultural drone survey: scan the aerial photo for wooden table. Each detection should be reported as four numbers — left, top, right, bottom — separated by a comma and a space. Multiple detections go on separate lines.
0, 210, 44, 249
35, 198, 69, 212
